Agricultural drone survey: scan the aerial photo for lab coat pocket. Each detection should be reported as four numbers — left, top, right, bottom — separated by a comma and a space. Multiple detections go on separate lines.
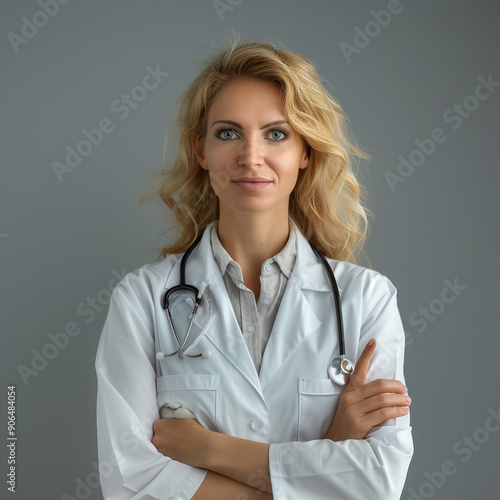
156, 373, 220, 432
298, 378, 344, 442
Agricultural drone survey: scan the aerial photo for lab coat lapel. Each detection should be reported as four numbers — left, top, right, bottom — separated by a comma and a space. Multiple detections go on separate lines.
203, 270, 264, 396
162, 222, 339, 397
163, 221, 263, 397
258, 228, 333, 390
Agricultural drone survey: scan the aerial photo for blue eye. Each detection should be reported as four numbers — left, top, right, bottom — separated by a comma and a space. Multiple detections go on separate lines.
213, 127, 289, 142
214, 129, 238, 140
269, 129, 287, 141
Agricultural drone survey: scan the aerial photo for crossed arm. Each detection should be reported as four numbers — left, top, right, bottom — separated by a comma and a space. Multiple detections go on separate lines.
151, 339, 412, 499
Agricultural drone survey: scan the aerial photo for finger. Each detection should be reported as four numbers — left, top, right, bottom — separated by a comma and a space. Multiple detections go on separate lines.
360, 405, 410, 430
357, 378, 408, 399
349, 338, 376, 386
356, 393, 411, 414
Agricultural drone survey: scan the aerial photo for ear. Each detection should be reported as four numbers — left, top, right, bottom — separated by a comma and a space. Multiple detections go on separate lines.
191, 134, 208, 170
299, 142, 310, 170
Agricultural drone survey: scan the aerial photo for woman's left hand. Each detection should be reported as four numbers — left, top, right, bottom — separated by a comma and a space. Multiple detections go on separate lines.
324, 338, 410, 442
152, 418, 212, 468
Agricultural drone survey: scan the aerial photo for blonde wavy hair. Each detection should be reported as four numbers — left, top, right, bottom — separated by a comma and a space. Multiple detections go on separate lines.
141, 39, 372, 264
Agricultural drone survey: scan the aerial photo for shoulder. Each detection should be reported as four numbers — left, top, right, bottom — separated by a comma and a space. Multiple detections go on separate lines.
331, 260, 397, 295
328, 259, 399, 317
110, 253, 182, 311
294, 228, 398, 310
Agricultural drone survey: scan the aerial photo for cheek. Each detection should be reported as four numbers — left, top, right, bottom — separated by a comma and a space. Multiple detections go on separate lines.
273, 151, 303, 178
281, 171, 301, 193
205, 151, 237, 194
271, 145, 304, 164
206, 146, 236, 168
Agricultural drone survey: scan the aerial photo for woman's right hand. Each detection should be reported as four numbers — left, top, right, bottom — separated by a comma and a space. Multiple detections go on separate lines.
324, 338, 411, 442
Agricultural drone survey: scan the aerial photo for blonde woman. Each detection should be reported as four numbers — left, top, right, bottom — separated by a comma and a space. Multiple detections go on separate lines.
95, 40, 413, 499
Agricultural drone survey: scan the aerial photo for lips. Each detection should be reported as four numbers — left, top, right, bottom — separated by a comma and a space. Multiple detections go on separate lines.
232, 177, 271, 182
231, 178, 272, 191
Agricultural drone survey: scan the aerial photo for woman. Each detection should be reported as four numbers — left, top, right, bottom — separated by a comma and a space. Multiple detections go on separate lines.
95, 40, 413, 499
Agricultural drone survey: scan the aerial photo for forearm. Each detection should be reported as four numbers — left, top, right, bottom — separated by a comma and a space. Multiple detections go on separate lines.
205, 431, 272, 494
152, 419, 272, 495
193, 471, 272, 500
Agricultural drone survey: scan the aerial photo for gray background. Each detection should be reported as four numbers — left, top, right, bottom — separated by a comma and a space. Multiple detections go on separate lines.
1, 0, 499, 498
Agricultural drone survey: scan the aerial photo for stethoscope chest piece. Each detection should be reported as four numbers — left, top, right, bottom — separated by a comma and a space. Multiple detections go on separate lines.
328, 356, 355, 386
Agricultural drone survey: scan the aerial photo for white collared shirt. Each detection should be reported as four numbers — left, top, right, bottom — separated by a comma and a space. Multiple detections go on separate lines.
210, 219, 298, 373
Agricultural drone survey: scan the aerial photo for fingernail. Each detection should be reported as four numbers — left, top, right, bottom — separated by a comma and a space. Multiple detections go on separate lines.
368, 338, 374, 347
405, 397, 412, 404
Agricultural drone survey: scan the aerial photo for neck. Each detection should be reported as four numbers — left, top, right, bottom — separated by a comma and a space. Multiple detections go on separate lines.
216, 209, 290, 275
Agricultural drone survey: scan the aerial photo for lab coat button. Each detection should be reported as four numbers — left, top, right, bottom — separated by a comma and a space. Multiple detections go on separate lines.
266, 264, 273, 272
250, 418, 264, 431
247, 326, 255, 333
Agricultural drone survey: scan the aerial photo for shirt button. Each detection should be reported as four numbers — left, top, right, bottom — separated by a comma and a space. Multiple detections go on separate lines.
266, 284, 272, 291
250, 418, 264, 431
247, 326, 255, 333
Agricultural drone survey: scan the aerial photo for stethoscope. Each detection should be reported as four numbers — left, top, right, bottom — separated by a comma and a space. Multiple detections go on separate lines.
156, 234, 356, 386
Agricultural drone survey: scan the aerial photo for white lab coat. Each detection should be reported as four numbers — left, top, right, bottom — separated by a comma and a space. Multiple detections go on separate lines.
95, 220, 413, 499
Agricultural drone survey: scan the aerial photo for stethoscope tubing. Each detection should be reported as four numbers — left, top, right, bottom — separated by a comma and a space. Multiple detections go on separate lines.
159, 232, 354, 382
309, 244, 346, 359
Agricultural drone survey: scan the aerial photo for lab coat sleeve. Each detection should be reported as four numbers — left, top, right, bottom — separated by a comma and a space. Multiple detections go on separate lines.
268, 274, 413, 500
95, 284, 207, 500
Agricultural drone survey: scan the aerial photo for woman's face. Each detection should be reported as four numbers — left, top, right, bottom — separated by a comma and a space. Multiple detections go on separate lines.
192, 78, 309, 219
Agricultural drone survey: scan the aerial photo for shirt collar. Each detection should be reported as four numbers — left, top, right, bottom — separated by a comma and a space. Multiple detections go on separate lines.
210, 219, 298, 283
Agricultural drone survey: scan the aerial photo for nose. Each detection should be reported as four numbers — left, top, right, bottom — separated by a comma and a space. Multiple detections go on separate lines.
237, 134, 264, 168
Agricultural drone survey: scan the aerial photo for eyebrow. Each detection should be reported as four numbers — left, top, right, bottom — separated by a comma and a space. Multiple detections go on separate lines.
211, 119, 290, 130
